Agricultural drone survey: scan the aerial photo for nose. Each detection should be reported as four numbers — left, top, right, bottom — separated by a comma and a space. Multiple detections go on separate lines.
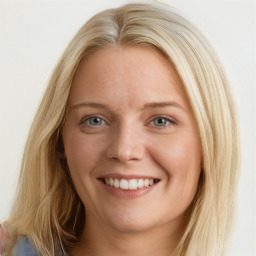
106, 124, 145, 162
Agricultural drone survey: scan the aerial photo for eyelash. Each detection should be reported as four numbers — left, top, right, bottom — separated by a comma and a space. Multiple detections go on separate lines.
80, 115, 177, 128
148, 116, 177, 128
80, 115, 107, 126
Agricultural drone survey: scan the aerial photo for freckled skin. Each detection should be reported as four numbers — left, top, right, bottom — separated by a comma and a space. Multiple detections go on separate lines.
62, 46, 202, 255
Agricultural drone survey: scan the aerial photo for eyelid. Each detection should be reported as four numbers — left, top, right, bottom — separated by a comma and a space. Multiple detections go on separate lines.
147, 115, 178, 127
79, 115, 108, 125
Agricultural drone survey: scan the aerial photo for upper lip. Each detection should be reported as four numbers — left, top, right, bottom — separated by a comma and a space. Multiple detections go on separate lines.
98, 173, 160, 180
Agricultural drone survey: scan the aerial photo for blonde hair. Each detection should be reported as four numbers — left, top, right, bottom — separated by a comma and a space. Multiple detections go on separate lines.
4, 2, 240, 256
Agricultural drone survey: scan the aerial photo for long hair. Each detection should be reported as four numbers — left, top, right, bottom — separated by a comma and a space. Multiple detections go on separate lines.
4, 2, 240, 255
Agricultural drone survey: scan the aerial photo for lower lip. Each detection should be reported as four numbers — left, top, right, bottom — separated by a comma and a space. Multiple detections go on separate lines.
100, 182, 157, 199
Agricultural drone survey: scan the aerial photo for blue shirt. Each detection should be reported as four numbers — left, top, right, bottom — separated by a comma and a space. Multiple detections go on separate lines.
14, 237, 67, 256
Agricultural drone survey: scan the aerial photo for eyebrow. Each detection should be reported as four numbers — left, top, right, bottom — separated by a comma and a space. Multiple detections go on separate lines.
70, 101, 186, 111
70, 102, 111, 111
142, 101, 185, 110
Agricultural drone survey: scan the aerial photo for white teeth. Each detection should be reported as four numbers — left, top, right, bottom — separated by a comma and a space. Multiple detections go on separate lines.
103, 178, 157, 190
129, 179, 138, 190
114, 179, 119, 188
137, 179, 144, 188
120, 179, 129, 190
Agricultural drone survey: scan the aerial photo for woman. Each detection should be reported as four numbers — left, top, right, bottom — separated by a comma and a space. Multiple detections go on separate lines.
2, 2, 240, 256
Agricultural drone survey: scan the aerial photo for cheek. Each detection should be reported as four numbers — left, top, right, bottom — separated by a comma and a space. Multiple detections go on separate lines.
149, 133, 201, 193
63, 133, 105, 175
150, 133, 201, 170
63, 132, 109, 203
150, 133, 202, 215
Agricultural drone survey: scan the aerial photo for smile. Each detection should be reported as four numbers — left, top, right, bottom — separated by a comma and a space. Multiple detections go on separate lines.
99, 178, 160, 190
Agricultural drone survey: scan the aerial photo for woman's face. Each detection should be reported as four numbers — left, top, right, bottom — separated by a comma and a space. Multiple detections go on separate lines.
62, 46, 201, 233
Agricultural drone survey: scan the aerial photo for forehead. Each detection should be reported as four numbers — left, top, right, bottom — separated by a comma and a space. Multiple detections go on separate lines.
69, 46, 189, 109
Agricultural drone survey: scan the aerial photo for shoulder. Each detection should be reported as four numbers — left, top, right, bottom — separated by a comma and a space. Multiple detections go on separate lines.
14, 237, 39, 256
14, 237, 67, 256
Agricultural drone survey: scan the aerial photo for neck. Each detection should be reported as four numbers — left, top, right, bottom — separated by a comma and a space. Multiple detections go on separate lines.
70, 215, 186, 256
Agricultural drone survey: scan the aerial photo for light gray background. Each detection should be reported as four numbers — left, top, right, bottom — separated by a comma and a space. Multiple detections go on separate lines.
0, 0, 255, 255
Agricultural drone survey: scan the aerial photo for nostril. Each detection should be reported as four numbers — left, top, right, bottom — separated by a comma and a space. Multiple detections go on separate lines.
107, 148, 144, 163
106, 133, 145, 162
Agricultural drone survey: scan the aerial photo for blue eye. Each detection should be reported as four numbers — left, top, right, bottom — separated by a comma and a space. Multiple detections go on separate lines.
153, 117, 169, 126
79, 116, 108, 133
151, 116, 176, 127
87, 116, 104, 126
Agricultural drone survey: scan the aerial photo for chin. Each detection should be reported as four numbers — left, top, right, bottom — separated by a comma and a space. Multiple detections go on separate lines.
103, 209, 157, 233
